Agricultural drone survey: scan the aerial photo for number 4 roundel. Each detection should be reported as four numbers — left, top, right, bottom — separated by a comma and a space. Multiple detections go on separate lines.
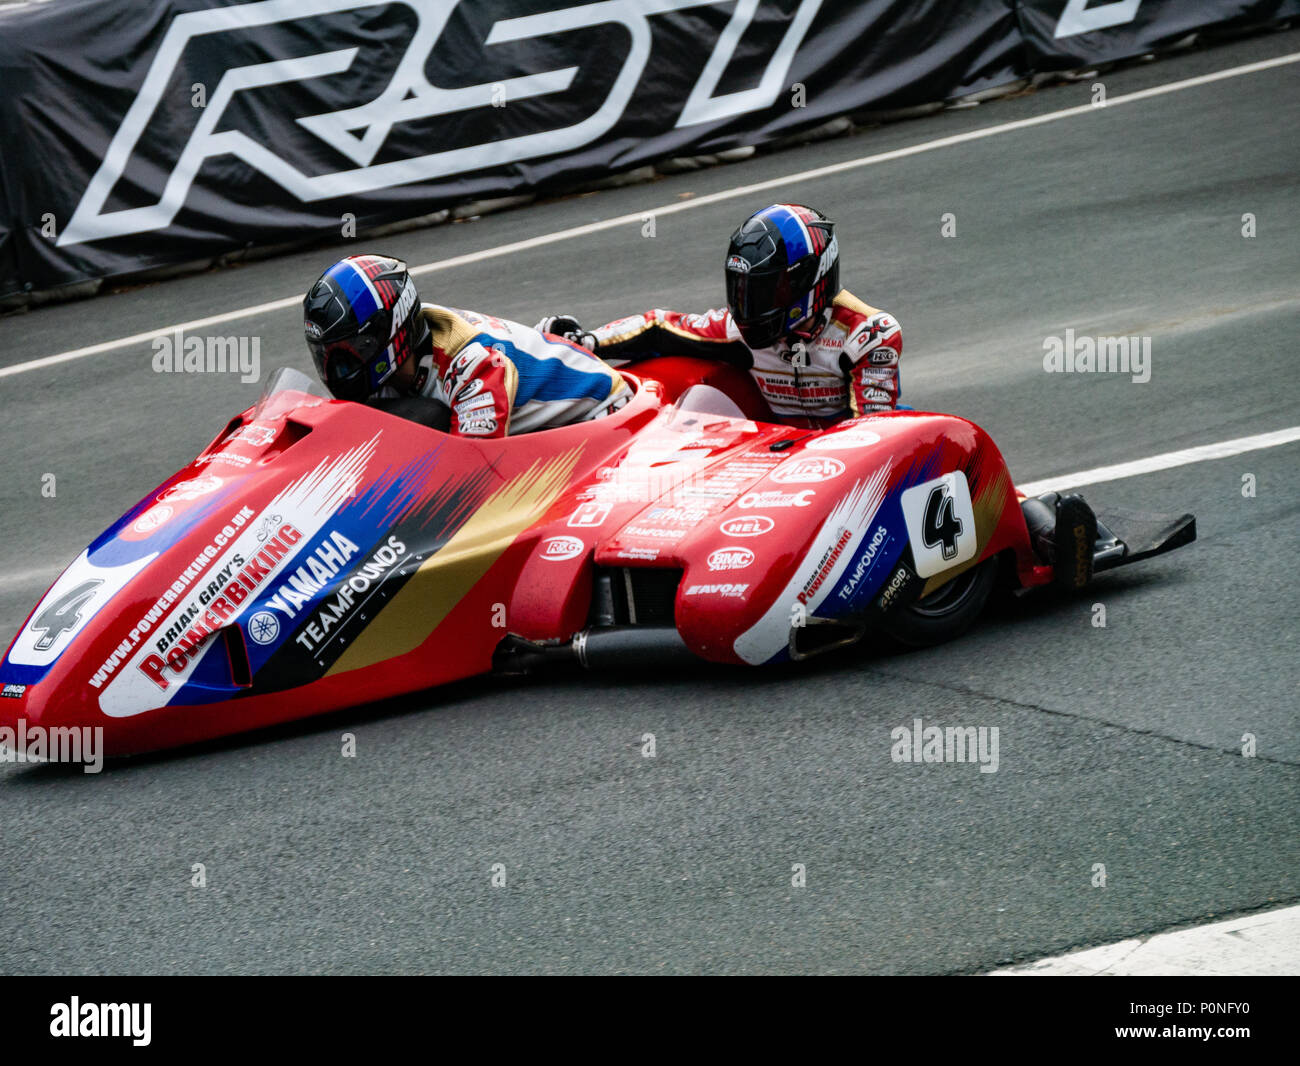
899, 471, 979, 579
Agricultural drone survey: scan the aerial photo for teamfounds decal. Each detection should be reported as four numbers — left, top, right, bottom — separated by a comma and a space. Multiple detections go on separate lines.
59, 0, 824, 247
732, 462, 892, 665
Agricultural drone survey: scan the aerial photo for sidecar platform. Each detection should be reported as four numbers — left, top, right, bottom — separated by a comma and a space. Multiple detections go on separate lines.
1091, 507, 1197, 573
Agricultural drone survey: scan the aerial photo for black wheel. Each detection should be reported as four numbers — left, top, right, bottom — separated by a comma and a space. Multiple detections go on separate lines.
878, 556, 998, 648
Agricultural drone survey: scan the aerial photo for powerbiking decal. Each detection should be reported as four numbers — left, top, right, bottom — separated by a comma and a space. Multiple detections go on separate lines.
733, 461, 892, 665
96, 434, 382, 718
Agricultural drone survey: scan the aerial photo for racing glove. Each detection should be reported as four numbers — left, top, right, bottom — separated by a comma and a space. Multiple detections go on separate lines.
535, 314, 596, 352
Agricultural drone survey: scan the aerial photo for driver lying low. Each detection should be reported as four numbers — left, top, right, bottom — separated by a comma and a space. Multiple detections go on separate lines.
303, 254, 631, 437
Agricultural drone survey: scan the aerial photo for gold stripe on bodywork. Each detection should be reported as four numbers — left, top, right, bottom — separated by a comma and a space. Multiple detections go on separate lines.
917, 466, 1012, 598
327, 447, 583, 675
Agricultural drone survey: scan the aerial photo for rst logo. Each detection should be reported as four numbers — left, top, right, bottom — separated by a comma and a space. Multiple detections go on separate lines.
719, 516, 774, 538
59, 0, 825, 246
540, 536, 584, 561
771, 457, 845, 484
1054, 0, 1142, 38
707, 546, 754, 571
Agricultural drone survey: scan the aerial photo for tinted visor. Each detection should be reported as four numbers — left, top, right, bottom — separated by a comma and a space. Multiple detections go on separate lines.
727, 265, 791, 349
307, 333, 379, 402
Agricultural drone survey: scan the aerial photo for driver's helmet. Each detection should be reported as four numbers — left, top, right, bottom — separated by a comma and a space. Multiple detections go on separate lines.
724, 204, 839, 350
303, 254, 428, 401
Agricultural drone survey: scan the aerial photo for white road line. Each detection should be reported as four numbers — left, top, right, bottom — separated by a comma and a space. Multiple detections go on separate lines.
989, 903, 1300, 976
1016, 426, 1300, 496
3, 51, 1298, 382
0, 565, 63, 593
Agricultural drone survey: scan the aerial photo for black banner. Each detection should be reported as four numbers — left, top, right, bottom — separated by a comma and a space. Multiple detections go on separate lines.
0, 0, 1294, 299
1, 975, 1294, 1047
1015, 0, 1300, 69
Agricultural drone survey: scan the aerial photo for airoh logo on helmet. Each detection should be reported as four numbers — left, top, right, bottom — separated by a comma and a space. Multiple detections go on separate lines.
389, 278, 417, 338
812, 234, 839, 285
726, 254, 750, 273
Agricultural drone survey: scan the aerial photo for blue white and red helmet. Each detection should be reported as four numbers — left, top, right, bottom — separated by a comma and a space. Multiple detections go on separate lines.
724, 204, 840, 349
303, 254, 427, 401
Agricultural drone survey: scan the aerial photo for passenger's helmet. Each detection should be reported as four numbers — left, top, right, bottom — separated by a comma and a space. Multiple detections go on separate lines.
303, 254, 427, 401
724, 204, 839, 349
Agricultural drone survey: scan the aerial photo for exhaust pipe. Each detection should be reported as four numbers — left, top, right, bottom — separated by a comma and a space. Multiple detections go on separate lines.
573, 626, 694, 669
493, 626, 697, 675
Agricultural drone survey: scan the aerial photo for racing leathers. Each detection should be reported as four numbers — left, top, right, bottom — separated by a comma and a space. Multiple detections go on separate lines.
377, 304, 631, 437
588, 290, 901, 424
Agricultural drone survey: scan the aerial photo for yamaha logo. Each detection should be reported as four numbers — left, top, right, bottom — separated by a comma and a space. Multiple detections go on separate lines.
246, 611, 281, 646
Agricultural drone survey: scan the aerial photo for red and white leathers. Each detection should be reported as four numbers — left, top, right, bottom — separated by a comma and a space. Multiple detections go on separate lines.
591, 290, 901, 424
377, 304, 631, 438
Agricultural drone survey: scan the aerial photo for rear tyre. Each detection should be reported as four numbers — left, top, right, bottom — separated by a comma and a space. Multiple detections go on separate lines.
879, 556, 999, 648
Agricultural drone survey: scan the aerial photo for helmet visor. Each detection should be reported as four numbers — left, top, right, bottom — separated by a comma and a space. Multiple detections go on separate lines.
307, 333, 380, 402
726, 265, 792, 349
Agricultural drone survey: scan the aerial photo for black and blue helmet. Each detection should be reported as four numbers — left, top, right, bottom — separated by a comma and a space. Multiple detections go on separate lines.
725, 204, 840, 349
303, 254, 428, 401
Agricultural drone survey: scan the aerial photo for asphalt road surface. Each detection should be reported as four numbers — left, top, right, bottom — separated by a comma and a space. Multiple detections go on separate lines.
1, 29, 1297, 975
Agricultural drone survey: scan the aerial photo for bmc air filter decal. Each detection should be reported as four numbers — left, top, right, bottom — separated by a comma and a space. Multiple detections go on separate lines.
733, 461, 892, 665
96, 434, 381, 718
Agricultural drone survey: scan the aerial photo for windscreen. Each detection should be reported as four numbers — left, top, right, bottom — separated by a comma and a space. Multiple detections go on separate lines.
252, 367, 331, 422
